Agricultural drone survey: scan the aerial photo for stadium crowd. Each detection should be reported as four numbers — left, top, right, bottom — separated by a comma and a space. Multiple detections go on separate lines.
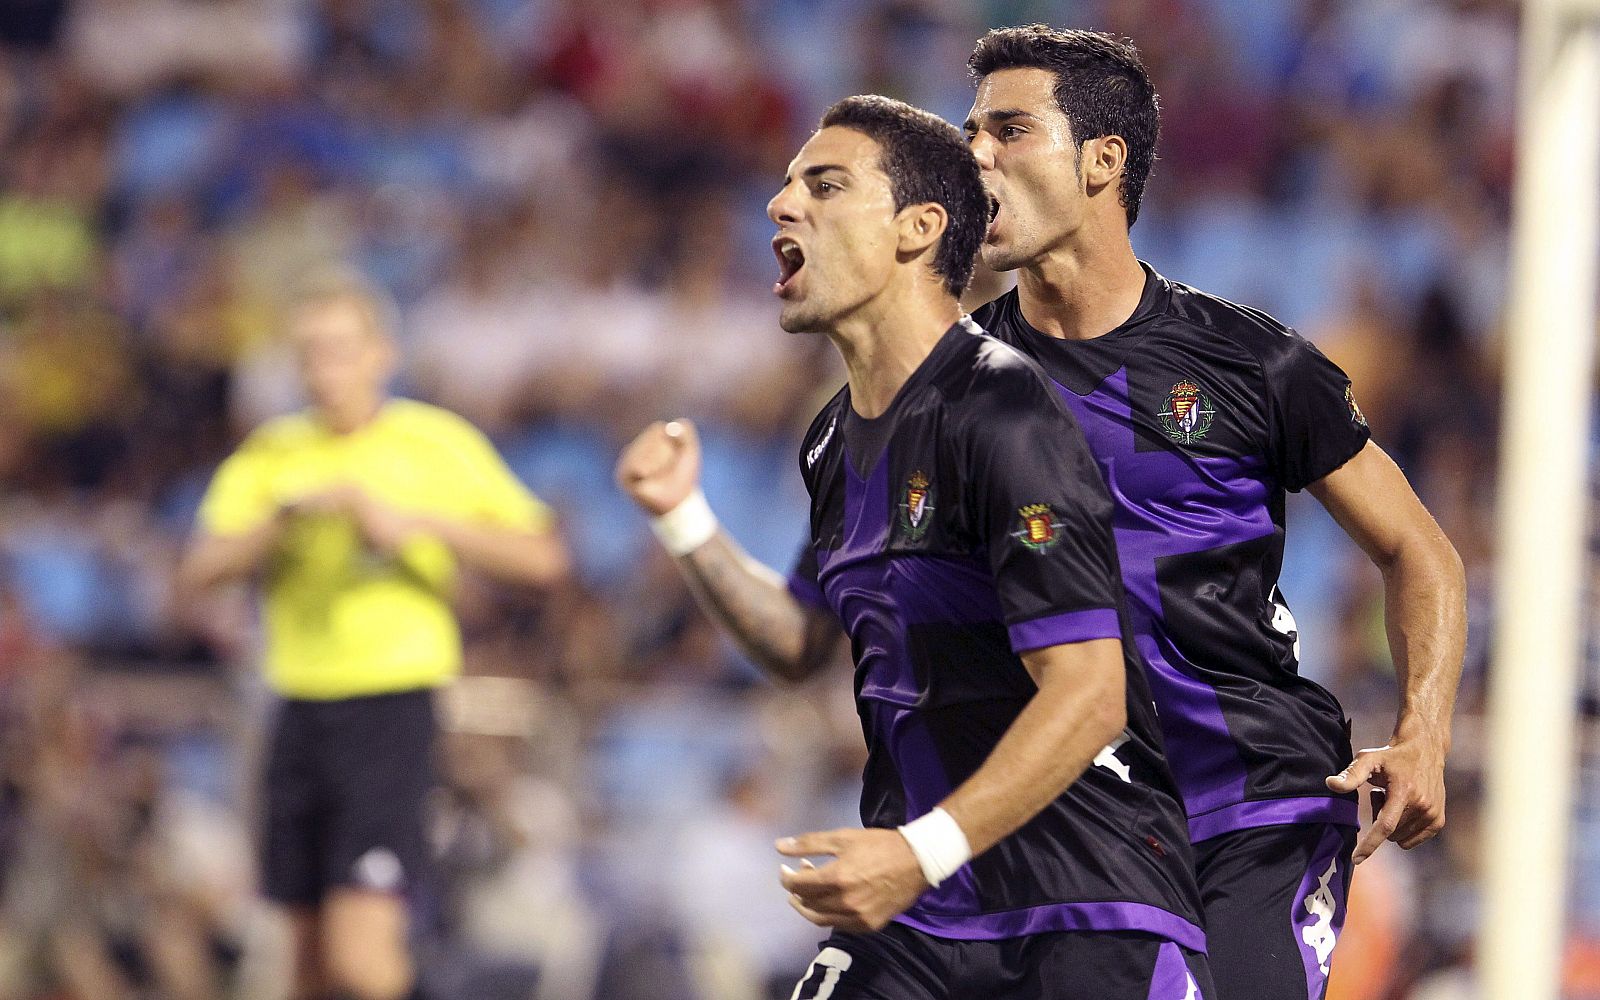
0, 0, 1593, 997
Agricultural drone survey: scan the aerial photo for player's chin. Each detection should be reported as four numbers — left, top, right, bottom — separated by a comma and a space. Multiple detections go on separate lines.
978, 241, 1025, 273
778, 303, 826, 334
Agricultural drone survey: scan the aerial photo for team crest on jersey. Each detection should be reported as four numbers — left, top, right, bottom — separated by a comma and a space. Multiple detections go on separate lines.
1344, 384, 1367, 427
1158, 378, 1216, 445
897, 471, 934, 540
1014, 503, 1063, 551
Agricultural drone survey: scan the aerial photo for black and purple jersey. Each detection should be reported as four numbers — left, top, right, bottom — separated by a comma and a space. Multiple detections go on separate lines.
971, 264, 1371, 843
787, 319, 1204, 948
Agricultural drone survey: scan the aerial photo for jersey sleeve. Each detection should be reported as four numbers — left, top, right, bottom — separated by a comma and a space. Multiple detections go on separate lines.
448, 421, 555, 532
1263, 332, 1372, 492
963, 367, 1125, 654
196, 435, 278, 537
785, 538, 828, 611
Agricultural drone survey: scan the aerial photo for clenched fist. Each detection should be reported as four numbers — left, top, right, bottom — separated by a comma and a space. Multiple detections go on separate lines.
615, 419, 703, 516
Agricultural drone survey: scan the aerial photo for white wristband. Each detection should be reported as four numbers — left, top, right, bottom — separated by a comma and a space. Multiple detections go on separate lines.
896, 807, 972, 888
650, 489, 719, 556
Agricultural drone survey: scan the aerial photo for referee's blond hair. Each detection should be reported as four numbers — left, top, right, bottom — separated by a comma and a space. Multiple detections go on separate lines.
291, 267, 402, 342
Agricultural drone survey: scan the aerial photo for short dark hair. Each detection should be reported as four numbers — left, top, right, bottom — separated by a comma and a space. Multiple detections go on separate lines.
819, 95, 987, 298
969, 25, 1160, 227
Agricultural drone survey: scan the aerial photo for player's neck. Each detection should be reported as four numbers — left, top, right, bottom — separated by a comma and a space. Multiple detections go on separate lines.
1016, 232, 1145, 342
829, 290, 961, 419
317, 396, 386, 435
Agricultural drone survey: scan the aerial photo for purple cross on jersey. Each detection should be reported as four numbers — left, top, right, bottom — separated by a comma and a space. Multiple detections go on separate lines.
1051, 367, 1272, 822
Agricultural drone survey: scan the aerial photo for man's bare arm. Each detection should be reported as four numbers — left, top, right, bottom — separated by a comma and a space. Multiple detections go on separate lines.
360, 501, 570, 590
175, 516, 288, 598
777, 637, 1126, 931
420, 517, 569, 588
939, 637, 1125, 855
1311, 440, 1466, 862
616, 419, 843, 684
674, 531, 841, 683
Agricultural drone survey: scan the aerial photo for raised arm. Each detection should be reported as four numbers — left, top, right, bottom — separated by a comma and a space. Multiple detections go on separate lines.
616, 419, 842, 684
1311, 440, 1466, 863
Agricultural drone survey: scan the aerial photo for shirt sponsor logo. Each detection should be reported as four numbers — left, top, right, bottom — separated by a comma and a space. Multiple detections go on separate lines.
897, 471, 934, 540
1013, 503, 1063, 552
1158, 378, 1216, 445
806, 417, 836, 468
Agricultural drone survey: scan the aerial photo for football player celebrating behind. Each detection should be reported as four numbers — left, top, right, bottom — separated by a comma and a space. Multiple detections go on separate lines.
963, 25, 1465, 1000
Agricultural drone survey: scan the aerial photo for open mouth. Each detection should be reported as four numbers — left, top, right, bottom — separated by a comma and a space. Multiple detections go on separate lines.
985, 192, 1002, 240
773, 235, 806, 295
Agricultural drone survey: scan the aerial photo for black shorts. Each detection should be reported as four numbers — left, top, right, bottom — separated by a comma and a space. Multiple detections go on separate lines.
791, 924, 1213, 1000
1194, 823, 1356, 1000
261, 687, 438, 906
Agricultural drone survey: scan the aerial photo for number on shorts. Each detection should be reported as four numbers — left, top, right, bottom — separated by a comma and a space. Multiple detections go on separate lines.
1094, 730, 1133, 782
791, 946, 853, 1000
1268, 586, 1302, 662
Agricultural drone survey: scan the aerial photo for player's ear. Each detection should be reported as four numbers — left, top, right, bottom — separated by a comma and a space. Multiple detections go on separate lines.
1082, 135, 1126, 195
896, 202, 948, 257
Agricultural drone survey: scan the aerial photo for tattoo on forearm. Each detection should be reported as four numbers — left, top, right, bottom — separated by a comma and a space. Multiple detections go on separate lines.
677, 534, 810, 679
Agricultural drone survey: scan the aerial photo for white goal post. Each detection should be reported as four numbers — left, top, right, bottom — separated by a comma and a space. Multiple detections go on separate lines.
1483, 2, 1600, 998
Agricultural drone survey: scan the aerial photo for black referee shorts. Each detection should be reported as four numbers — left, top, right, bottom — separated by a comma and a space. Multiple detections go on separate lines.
261, 687, 437, 906
791, 925, 1213, 999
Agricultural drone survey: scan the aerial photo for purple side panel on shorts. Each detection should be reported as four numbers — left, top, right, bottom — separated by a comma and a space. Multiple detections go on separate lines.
1187, 796, 1360, 843
894, 899, 1206, 952
1290, 825, 1352, 1000
1148, 941, 1199, 1000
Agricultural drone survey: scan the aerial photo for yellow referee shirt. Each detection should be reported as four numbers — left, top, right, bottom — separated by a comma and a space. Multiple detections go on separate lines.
197, 399, 553, 700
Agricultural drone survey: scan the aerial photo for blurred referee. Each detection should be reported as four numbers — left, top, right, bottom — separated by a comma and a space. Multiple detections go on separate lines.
178, 273, 569, 1000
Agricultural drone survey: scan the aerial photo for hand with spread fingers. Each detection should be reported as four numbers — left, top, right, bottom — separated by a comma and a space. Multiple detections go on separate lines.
1326, 724, 1448, 864
776, 828, 930, 933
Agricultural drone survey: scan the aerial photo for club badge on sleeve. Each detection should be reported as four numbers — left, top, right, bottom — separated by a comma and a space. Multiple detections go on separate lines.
1345, 384, 1368, 428
1014, 503, 1064, 552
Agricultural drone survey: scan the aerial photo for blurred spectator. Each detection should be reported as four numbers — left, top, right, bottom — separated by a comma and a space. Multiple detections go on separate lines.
0, 659, 257, 1000
425, 678, 602, 1000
